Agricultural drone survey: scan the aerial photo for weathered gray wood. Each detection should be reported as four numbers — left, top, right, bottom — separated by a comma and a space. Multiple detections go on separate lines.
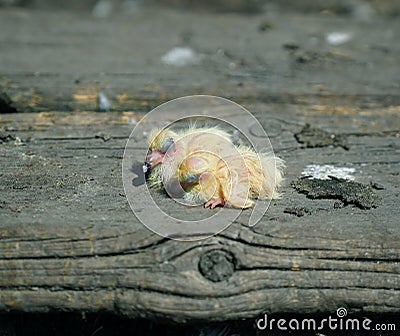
0, 5, 400, 322
1, 105, 399, 322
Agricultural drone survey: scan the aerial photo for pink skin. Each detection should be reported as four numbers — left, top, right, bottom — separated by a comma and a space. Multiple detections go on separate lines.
147, 146, 227, 209
204, 198, 225, 209
145, 150, 165, 168
147, 149, 226, 209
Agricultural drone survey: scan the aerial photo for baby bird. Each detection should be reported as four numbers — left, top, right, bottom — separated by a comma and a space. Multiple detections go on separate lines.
145, 126, 235, 193
145, 126, 284, 209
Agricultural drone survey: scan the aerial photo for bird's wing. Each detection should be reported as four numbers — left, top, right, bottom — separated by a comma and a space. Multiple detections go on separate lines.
215, 155, 254, 209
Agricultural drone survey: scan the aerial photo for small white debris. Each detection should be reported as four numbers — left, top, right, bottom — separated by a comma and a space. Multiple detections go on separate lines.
98, 92, 111, 112
326, 32, 352, 46
302, 164, 356, 180
128, 118, 137, 125
14, 136, 23, 146
228, 62, 237, 69
161, 47, 202, 66
92, 0, 113, 18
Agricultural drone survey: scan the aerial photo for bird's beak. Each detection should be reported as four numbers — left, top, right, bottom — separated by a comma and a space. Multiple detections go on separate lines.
145, 149, 165, 169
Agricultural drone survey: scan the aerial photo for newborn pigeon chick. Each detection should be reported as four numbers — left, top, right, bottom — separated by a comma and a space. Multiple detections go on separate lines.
145, 127, 235, 194
145, 126, 284, 208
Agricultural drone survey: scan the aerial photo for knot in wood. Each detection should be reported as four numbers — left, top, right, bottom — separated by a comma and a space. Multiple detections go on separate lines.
198, 249, 235, 282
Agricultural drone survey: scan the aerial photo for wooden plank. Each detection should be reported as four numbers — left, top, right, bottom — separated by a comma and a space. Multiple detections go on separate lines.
1, 104, 399, 321
0, 4, 399, 322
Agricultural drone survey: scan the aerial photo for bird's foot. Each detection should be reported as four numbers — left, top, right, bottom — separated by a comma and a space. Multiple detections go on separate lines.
204, 198, 225, 209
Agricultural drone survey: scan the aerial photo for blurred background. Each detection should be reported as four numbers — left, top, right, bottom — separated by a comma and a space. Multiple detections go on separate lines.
1, 0, 400, 15
0, 0, 399, 113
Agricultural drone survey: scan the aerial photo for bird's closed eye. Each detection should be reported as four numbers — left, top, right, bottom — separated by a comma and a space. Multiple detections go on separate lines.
160, 137, 175, 153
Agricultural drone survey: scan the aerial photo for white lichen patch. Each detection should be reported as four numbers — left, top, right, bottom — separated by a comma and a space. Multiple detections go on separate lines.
302, 164, 356, 180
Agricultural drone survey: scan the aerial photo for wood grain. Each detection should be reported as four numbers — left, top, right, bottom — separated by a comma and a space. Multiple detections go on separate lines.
1, 105, 399, 321
0, 6, 399, 322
